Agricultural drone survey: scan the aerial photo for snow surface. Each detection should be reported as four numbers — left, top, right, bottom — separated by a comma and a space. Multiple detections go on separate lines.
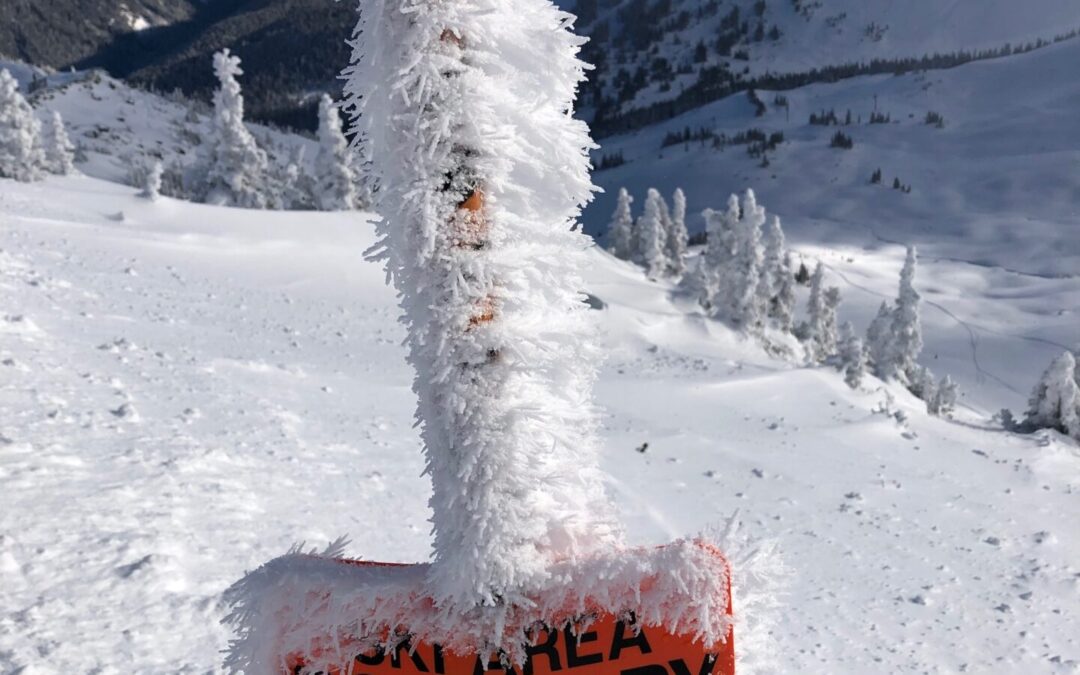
1, 175, 1077, 673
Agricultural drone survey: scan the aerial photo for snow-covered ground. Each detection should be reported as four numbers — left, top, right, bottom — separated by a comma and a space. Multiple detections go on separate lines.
1, 175, 1077, 673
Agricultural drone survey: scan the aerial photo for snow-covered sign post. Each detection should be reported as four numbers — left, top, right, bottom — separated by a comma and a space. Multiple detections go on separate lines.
223, 0, 735, 672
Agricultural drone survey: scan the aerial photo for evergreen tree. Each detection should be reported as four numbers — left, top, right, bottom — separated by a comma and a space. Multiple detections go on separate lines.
1025, 351, 1080, 439
802, 263, 839, 361
141, 160, 163, 200
342, 0, 621, 608
607, 187, 635, 260
760, 214, 794, 331
930, 374, 958, 415
280, 146, 315, 210
865, 300, 894, 377
665, 187, 689, 276
794, 260, 811, 285
800, 262, 824, 353
725, 188, 766, 330
910, 364, 937, 403
314, 94, 359, 211
0, 69, 45, 182
821, 286, 841, 356
886, 245, 923, 382
43, 110, 75, 175
838, 321, 866, 388
197, 50, 270, 208
773, 252, 796, 333
692, 193, 739, 310
637, 188, 669, 279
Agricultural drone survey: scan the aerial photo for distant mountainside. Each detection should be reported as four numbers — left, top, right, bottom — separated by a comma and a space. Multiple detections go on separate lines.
0, 0, 354, 130
0, 0, 197, 68
575, 0, 1080, 136
3, 0, 1078, 133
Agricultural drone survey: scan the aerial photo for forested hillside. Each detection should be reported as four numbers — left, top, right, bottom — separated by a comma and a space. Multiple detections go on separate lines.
574, 0, 1080, 135
0, 0, 353, 129
4, 0, 1078, 133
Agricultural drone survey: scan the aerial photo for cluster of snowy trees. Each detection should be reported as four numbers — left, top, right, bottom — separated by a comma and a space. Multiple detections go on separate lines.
0, 69, 76, 182
794, 245, 956, 415
606, 186, 689, 279
678, 188, 795, 335
180, 50, 364, 211
1, 55, 365, 213
615, 184, 957, 415
1022, 350, 1080, 440
858, 246, 958, 414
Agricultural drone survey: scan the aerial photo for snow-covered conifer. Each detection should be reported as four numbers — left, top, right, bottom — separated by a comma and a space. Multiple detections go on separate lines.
772, 251, 796, 332
141, 160, 163, 200
714, 188, 765, 329
838, 321, 866, 388
930, 374, 958, 415
1024, 351, 1080, 438
665, 187, 689, 276
197, 50, 270, 208
821, 286, 841, 355
886, 245, 923, 381
342, 0, 621, 609
606, 187, 635, 260
911, 365, 937, 405
314, 94, 358, 211
0, 69, 45, 182
691, 194, 739, 309
637, 188, 670, 278
865, 300, 894, 377
43, 111, 75, 175
658, 190, 673, 231
280, 146, 314, 210
760, 214, 793, 330
802, 262, 828, 360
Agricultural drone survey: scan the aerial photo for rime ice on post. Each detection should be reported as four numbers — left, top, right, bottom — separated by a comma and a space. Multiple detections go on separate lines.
223, 0, 735, 670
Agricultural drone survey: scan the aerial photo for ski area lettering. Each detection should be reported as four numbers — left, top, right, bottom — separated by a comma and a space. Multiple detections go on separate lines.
327, 615, 732, 675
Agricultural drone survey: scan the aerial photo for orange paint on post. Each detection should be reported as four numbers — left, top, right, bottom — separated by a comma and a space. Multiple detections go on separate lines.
460, 189, 483, 213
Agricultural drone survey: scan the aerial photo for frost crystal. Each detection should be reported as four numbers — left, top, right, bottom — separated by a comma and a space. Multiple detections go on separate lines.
340, 0, 622, 611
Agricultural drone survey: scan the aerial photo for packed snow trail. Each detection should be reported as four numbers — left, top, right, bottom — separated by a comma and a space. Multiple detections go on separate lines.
1, 177, 1078, 673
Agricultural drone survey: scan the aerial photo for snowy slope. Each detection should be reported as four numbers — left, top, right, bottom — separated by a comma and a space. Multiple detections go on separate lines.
587, 40, 1080, 411
23, 69, 316, 186
722, 0, 1080, 75
1, 176, 1077, 673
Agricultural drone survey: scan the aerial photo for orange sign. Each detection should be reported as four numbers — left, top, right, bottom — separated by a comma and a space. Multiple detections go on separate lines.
281, 560, 734, 675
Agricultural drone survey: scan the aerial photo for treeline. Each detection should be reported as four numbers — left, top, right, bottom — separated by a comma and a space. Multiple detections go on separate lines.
591, 28, 1080, 138
661, 125, 783, 156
